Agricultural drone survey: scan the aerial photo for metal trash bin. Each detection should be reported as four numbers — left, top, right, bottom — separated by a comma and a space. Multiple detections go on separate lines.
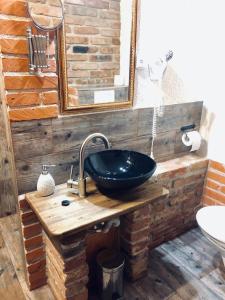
97, 249, 125, 300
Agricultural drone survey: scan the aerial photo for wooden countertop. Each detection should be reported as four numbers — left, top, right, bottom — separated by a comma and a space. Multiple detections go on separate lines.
25, 181, 169, 237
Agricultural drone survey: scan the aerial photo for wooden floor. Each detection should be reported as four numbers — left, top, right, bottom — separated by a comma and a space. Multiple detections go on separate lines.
0, 215, 225, 300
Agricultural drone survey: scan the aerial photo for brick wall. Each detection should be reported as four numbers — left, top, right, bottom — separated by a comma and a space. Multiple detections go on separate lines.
64, 0, 121, 89
202, 160, 225, 206
0, 0, 59, 122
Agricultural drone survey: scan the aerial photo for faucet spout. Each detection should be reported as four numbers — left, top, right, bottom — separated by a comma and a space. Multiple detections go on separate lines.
78, 133, 110, 198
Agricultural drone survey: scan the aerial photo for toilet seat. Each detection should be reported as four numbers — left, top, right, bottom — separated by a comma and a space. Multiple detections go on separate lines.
201, 228, 225, 253
196, 206, 225, 244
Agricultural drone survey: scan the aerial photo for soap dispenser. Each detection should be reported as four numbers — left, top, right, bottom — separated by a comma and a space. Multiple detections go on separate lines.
37, 165, 56, 197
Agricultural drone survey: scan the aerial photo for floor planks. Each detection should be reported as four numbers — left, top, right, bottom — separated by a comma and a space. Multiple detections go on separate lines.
0, 214, 225, 300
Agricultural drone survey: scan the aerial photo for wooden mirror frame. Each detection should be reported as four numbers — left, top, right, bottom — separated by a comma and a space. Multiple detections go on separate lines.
57, 0, 138, 114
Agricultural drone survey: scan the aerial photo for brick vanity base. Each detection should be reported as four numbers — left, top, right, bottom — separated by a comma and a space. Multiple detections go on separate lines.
18, 196, 47, 290
45, 232, 89, 300
120, 206, 151, 281
19, 155, 208, 297
149, 155, 208, 249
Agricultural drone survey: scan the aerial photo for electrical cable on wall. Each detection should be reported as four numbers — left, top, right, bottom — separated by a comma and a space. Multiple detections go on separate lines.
147, 50, 174, 158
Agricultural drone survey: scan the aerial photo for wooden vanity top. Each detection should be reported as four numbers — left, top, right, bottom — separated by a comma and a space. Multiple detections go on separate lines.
25, 181, 169, 237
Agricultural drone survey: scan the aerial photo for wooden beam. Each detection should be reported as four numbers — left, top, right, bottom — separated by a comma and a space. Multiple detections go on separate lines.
0, 47, 18, 217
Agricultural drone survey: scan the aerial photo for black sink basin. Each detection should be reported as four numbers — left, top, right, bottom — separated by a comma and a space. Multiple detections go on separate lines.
84, 150, 157, 191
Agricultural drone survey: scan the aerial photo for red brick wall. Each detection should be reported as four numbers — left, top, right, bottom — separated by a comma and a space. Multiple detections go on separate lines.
202, 160, 225, 206
0, 0, 59, 122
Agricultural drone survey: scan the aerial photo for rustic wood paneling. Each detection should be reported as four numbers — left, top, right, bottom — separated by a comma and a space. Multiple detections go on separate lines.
11, 101, 203, 194
0, 50, 18, 217
0, 231, 25, 300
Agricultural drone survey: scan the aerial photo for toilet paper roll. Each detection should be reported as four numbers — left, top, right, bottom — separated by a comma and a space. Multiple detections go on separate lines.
182, 131, 201, 152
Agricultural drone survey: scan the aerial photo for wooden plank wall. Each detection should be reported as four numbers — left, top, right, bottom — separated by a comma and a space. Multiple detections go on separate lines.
0, 49, 18, 217
11, 101, 203, 194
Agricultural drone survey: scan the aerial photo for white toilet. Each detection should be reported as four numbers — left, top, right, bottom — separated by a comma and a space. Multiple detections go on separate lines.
196, 206, 225, 266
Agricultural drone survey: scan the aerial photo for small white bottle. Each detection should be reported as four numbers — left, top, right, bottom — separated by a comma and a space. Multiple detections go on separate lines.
37, 165, 56, 197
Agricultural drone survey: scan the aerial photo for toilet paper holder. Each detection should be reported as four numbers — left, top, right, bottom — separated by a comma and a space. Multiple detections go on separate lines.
181, 124, 196, 141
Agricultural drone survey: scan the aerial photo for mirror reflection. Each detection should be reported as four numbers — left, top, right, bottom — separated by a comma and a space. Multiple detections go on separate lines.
27, 0, 64, 30
63, 0, 134, 108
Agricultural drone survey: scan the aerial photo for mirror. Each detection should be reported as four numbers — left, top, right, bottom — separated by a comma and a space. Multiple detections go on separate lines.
58, 0, 137, 113
27, 0, 64, 31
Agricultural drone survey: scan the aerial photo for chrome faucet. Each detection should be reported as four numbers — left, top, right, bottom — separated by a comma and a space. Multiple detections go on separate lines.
67, 133, 110, 198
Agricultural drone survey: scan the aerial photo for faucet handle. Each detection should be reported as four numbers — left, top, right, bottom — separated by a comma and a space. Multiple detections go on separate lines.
69, 165, 74, 180
67, 165, 79, 191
